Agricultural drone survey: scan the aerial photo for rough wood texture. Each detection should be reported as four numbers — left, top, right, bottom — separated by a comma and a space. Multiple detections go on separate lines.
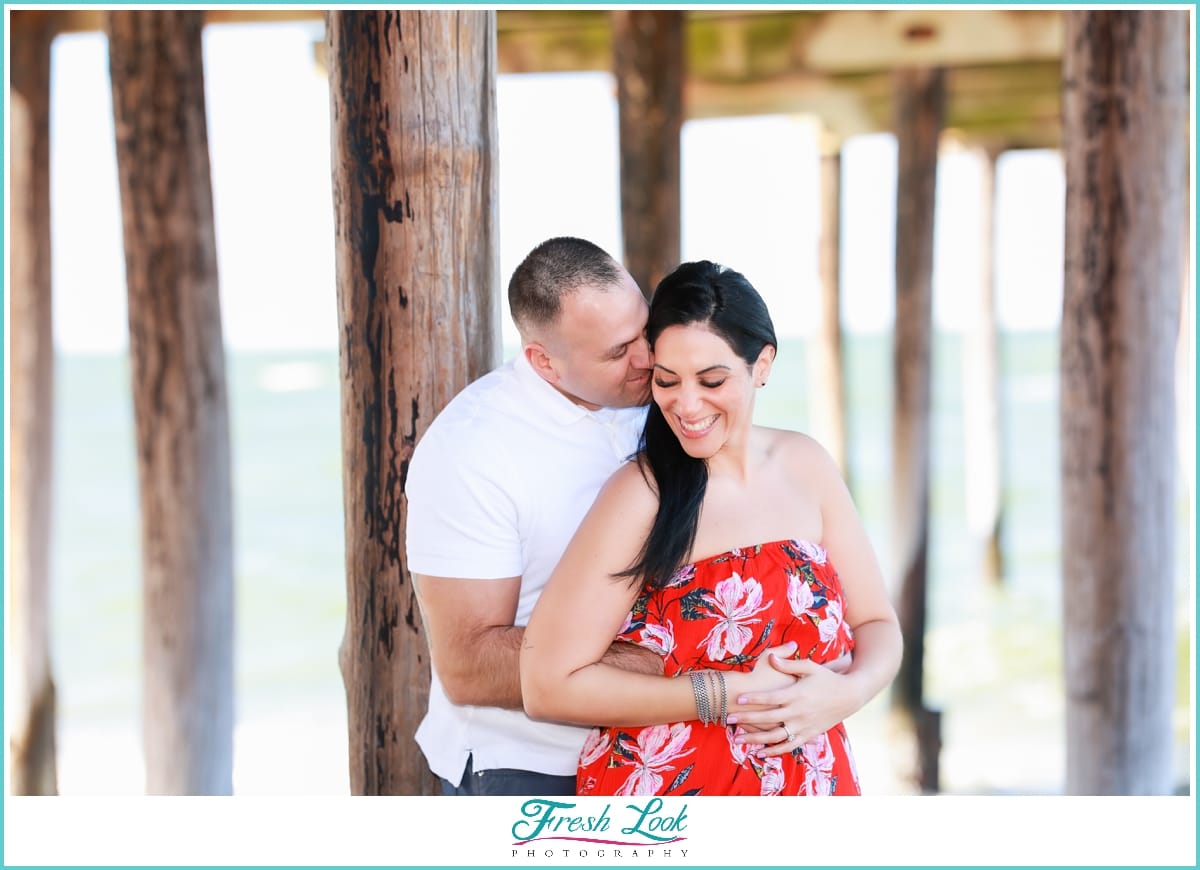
327, 10, 499, 795
107, 10, 234, 795
963, 146, 1004, 585
808, 135, 848, 475
889, 66, 944, 795
1060, 10, 1185, 795
613, 10, 683, 297
8, 10, 59, 796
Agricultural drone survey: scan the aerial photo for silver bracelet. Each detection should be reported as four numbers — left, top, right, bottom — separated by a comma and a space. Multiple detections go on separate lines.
713, 670, 728, 727
690, 672, 711, 725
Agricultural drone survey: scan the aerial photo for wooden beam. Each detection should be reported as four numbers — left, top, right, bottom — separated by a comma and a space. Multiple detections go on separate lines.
8, 8, 59, 797
613, 10, 683, 298
962, 145, 1005, 586
495, 10, 1063, 147
107, 9, 235, 795
493, 9, 1063, 77
50, 8, 324, 34
44, 9, 1065, 147
799, 9, 1062, 72
890, 65, 945, 795
1061, 9, 1186, 796
328, 10, 500, 795
807, 128, 848, 476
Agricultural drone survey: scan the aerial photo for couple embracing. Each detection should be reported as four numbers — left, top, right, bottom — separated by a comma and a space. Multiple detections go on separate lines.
405, 237, 901, 797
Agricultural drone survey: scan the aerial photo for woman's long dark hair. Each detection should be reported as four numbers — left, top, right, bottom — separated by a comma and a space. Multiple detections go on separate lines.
620, 260, 778, 590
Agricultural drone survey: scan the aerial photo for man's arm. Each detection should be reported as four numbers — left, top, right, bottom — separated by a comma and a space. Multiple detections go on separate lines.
414, 574, 525, 709
414, 573, 662, 711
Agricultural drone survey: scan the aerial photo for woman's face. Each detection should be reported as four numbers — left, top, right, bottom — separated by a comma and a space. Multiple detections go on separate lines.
650, 323, 772, 460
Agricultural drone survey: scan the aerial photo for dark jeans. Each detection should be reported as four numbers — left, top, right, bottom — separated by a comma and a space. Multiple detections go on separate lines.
439, 753, 576, 796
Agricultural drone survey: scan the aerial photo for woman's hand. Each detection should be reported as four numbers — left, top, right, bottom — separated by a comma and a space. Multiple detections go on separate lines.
733, 649, 851, 737
724, 642, 800, 701
727, 655, 866, 758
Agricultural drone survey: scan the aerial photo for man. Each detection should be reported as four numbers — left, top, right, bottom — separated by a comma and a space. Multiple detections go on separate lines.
405, 237, 659, 795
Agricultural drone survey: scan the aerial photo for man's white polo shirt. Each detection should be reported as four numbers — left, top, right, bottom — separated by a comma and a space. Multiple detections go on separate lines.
405, 352, 646, 786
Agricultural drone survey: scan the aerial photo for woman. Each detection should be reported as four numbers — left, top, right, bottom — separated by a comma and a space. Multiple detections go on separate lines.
521, 261, 901, 796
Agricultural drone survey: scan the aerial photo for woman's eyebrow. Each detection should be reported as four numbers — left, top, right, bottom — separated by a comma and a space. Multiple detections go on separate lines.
652, 364, 732, 375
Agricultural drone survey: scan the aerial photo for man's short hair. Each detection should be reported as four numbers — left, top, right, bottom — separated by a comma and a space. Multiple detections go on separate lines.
508, 237, 623, 335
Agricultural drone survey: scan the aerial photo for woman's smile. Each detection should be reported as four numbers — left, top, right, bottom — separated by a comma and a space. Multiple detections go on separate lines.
677, 413, 719, 438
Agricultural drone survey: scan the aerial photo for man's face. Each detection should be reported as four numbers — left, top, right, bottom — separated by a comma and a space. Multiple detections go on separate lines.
542, 270, 652, 410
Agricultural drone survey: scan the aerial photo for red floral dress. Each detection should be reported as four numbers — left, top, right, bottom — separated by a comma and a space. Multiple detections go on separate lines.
577, 539, 860, 796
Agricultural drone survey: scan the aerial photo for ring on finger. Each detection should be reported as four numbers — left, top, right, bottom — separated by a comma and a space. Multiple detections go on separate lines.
781, 723, 794, 743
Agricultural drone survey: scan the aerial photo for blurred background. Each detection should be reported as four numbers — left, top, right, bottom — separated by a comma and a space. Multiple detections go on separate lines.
8, 10, 1193, 796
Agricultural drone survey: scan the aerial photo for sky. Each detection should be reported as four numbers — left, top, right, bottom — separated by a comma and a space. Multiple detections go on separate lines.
48, 21, 1066, 354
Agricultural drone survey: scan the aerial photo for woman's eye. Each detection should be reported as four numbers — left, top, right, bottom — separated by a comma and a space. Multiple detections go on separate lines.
654, 379, 678, 389
701, 380, 725, 389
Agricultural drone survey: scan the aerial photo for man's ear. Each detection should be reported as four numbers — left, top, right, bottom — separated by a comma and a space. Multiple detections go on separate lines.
525, 342, 559, 385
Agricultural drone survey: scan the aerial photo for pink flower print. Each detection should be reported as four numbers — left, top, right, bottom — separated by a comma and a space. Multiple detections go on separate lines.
818, 599, 844, 653
759, 756, 786, 796
665, 563, 696, 588
579, 729, 612, 768
699, 572, 772, 660
618, 612, 635, 636
794, 540, 827, 565
726, 725, 756, 767
786, 570, 817, 621
846, 742, 861, 791
614, 723, 695, 797
638, 620, 676, 657
801, 733, 837, 796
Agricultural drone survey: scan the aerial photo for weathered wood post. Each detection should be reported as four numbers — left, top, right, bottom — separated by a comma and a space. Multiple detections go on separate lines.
8, 9, 59, 796
808, 128, 848, 475
1176, 171, 1193, 503
107, 10, 235, 795
890, 66, 945, 795
963, 145, 1005, 585
327, 10, 499, 795
1061, 9, 1186, 795
612, 10, 683, 298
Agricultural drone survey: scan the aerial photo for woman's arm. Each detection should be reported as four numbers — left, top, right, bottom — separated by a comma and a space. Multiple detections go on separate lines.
730, 436, 903, 755
521, 462, 790, 727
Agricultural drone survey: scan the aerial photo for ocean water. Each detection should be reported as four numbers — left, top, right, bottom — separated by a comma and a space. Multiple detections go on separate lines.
47, 332, 1192, 794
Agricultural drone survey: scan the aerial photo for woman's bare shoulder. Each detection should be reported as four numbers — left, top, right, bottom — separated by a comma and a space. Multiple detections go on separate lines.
756, 426, 833, 463
569, 459, 659, 556
595, 458, 659, 511
756, 426, 844, 486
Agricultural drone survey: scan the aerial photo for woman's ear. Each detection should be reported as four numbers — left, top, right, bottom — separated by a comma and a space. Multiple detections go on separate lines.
525, 342, 560, 385
754, 344, 776, 388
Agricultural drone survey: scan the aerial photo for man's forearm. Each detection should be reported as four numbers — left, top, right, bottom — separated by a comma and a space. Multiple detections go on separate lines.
439, 625, 526, 710
599, 639, 665, 676
441, 630, 663, 710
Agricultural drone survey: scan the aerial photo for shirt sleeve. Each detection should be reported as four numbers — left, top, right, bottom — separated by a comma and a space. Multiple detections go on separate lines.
404, 415, 524, 580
